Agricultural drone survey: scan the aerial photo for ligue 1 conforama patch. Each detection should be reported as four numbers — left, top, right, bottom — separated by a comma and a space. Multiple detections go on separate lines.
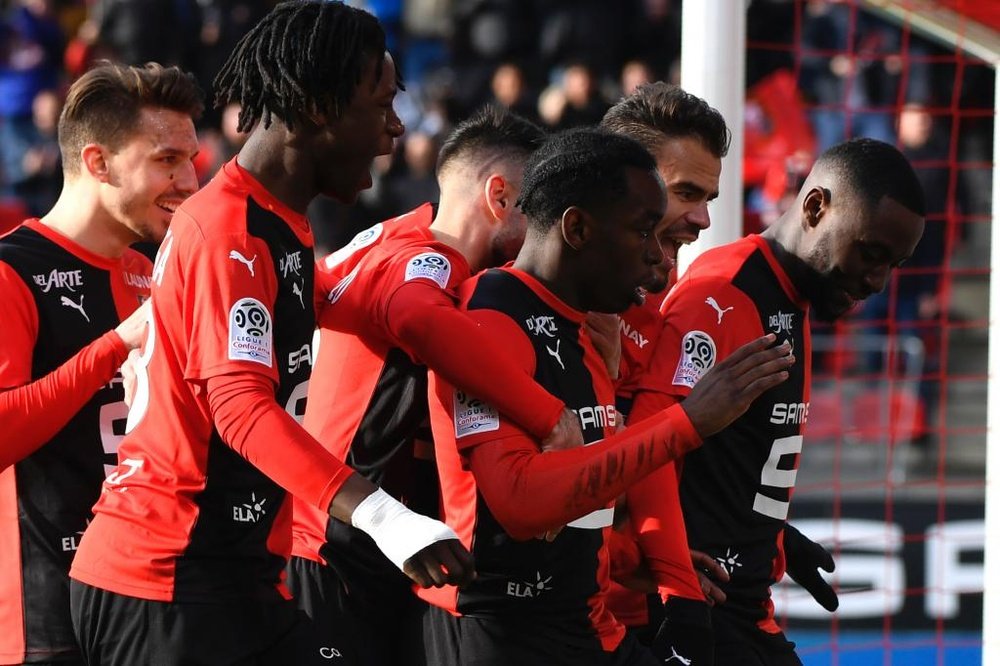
453, 390, 499, 438
672, 330, 717, 388
405, 252, 452, 288
228, 297, 273, 367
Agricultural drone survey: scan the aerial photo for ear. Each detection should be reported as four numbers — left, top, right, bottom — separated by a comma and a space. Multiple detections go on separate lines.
802, 186, 828, 228
559, 206, 589, 250
81, 143, 111, 183
483, 174, 508, 223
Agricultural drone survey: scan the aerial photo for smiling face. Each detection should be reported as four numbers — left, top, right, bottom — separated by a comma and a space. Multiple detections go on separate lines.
100, 106, 199, 244
581, 166, 667, 313
317, 52, 404, 204
802, 192, 925, 321
645, 135, 721, 293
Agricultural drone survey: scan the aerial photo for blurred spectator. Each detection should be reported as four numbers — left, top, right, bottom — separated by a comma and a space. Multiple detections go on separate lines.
81, 0, 202, 71
799, 0, 900, 150
385, 131, 441, 213
619, 59, 655, 98
193, 101, 249, 184
489, 61, 538, 123
15, 87, 62, 216
539, 61, 608, 130
743, 68, 816, 229
0, 0, 63, 197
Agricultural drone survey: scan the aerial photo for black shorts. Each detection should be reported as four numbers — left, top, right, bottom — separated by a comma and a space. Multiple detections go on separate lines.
421, 604, 659, 666
285, 555, 427, 666
69, 580, 308, 666
712, 605, 801, 666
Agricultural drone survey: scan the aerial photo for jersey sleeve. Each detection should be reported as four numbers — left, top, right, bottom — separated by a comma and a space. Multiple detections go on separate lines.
205, 372, 355, 511
626, 460, 704, 601
0, 261, 38, 389
384, 278, 564, 439
0, 262, 129, 470
462, 403, 702, 541
180, 229, 280, 383
429, 308, 540, 454
636, 278, 763, 400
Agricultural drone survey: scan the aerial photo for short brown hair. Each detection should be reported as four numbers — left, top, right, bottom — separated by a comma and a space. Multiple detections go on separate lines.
59, 62, 204, 176
601, 82, 730, 159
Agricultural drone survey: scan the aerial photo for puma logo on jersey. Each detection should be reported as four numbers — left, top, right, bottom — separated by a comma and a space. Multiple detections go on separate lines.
229, 250, 257, 277
620, 320, 648, 348
665, 646, 692, 665
292, 280, 305, 309
705, 296, 734, 324
546, 339, 565, 370
280, 250, 302, 278
60, 294, 90, 322
33, 268, 83, 293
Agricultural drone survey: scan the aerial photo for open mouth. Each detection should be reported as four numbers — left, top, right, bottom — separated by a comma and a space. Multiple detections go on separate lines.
155, 201, 180, 215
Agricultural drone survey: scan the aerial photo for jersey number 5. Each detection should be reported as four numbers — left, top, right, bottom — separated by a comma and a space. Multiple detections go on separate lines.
752, 435, 802, 520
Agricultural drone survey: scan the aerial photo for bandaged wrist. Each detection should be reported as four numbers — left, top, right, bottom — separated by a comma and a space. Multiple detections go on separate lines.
351, 488, 459, 571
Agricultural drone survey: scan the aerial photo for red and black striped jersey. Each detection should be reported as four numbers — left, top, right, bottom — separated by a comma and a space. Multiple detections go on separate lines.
633, 234, 811, 632
70, 159, 350, 604
0, 220, 148, 663
422, 267, 626, 656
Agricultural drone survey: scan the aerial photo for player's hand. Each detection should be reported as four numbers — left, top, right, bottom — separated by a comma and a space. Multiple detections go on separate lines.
536, 408, 584, 540
682, 334, 793, 438
651, 597, 715, 665
402, 538, 476, 589
691, 549, 728, 606
783, 523, 838, 612
540, 408, 584, 452
120, 349, 141, 409
114, 300, 150, 351
584, 311, 622, 380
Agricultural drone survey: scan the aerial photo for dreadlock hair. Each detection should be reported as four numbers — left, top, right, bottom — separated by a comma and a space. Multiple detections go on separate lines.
817, 138, 926, 217
59, 61, 203, 177
213, 0, 391, 133
517, 128, 658, 232
436, 104, 547, 179
601, 82, 730, 158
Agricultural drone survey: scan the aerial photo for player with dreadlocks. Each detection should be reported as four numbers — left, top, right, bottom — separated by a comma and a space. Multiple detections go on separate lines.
69, 3, 473, 664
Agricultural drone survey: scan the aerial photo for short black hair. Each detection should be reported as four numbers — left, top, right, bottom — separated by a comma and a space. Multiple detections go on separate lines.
601, 82, 730, 158
818, 138, 926, 216
213, 0, 393, 132
517, 128, 658, 230
436, 104, 546, 178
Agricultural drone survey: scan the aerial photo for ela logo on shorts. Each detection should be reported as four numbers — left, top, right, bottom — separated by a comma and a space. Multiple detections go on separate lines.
404, 252, 451, 288
228, 297, 273, 367
454, 390, 499, 438
672, 330, 716, 388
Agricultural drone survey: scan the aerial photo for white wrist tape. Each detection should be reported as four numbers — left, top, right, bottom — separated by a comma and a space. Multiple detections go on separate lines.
351, 488, 459, 571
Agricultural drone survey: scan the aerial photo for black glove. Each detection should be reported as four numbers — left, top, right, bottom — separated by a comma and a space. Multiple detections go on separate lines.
783, 523, 839, 612
651, 597, 714, 665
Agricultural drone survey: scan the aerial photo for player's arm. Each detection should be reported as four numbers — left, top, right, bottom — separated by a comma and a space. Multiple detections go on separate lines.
451, 334, 793, 540
204, 371, 473, 588
0, 264, 147, 470
384, 273, 566, 440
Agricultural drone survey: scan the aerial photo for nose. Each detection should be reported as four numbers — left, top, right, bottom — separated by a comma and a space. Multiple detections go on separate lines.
176, 160, 199, 197
689, 202, 711, 230
387, 107, 405, 139
646, 233, 665, 267
864, 263, 891, 295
